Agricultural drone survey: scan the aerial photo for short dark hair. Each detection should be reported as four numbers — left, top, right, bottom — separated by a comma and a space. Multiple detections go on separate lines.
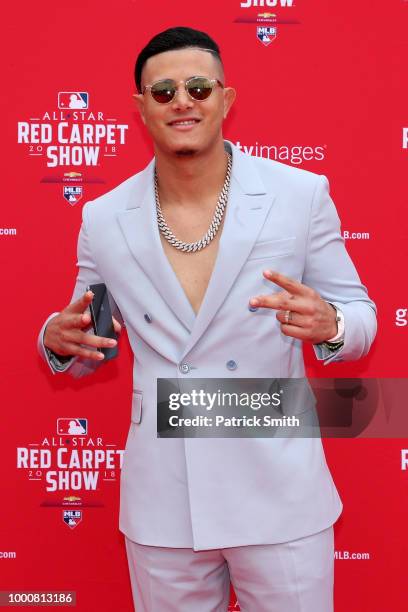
134, 26, 222, 93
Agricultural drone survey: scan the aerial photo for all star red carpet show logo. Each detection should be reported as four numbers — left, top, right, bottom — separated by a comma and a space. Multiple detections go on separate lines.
17, 91, 129, 168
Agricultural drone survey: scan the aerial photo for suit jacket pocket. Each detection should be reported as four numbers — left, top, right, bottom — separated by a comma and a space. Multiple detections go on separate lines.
131, 390, 143, 424
247, 237, 296, 261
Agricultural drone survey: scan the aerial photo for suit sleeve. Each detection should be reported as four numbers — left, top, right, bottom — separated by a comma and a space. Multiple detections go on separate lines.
302, 175, 377, 365
38, 201, 107, 378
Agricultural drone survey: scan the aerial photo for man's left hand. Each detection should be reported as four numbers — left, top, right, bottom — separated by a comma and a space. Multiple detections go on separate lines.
249, 270, 338, 345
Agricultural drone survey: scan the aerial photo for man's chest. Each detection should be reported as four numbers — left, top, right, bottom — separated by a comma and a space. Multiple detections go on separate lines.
159, 230, 222, 316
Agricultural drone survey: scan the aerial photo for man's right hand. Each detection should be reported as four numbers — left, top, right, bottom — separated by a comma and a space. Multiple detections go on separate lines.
43, 290, 120, 362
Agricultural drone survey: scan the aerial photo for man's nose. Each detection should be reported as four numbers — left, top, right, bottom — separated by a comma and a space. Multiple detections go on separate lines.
172, 84, 194, 110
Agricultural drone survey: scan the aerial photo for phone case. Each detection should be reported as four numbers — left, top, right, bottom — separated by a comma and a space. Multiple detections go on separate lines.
87, 283, 118, 361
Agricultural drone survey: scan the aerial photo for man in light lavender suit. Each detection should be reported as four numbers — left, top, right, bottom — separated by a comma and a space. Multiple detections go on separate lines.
38, 26, 377, 612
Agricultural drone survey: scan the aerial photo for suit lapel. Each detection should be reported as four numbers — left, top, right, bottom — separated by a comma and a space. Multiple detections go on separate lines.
116, 159, 196, 332
116, 142, 276, 355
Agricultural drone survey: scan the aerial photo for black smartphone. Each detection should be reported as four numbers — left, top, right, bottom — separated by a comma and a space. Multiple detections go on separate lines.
86, 283, 118, 361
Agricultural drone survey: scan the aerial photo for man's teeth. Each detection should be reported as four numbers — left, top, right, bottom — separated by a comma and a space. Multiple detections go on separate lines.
172, 120, 198, 125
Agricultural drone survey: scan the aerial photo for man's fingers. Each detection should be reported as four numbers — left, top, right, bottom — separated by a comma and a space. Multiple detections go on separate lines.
62, 343, 105, 361
275, 310, 314, 329
279, 324, 311, 341
249, 293, 286, 310
46, 292, 121, 360
249, 292, 311, 313
65, 290, 94, 314
276, 310, 300, 327
66, 330, 117, 349
262, 270, 315, 297
53, 331, 116, 360
61, 312, 92, 330
112, 317, 122, 333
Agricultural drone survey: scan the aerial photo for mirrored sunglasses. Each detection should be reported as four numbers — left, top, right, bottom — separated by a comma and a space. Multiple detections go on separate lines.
143, 76, 224, 104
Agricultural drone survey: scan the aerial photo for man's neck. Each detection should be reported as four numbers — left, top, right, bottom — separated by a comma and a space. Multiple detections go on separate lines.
154, 139, 230, 210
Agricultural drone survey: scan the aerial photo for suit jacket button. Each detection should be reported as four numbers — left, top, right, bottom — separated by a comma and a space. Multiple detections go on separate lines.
144, 313, 152, 323
226, 360, 237, 371
179, 363, 190, 374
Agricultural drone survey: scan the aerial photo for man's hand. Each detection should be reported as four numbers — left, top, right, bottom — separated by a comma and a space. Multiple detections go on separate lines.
249, 270, 338, 345
43, 290, 121, 361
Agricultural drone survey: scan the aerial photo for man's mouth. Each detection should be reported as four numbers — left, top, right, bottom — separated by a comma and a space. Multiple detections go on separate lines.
167, 118, 201, 127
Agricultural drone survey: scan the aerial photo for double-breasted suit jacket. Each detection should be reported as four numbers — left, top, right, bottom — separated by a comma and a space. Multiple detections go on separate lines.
39, 140, 377, 551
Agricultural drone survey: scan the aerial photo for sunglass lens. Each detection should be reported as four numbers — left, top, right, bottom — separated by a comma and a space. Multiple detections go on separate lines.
187, 77, 213, 101
151, 80, 176, 103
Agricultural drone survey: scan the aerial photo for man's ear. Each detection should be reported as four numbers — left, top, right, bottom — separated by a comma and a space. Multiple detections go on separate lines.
133, 93, 146, 125
223, 87, 236, 119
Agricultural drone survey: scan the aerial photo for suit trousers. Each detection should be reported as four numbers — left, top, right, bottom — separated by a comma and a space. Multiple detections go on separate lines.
124, 526, 334, 612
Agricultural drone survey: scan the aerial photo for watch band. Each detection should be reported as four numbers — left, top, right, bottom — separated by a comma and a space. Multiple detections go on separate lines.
323, 302, 345, 349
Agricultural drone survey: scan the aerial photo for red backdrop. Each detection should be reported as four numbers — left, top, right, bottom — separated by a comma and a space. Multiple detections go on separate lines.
1, 1, 407, 610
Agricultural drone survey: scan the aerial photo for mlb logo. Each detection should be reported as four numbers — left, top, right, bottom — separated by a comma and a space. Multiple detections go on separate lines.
63, 510, 82, 529
257, 26, 277, 46
58, 91, 89, 109
57, 418, 88, 436
63, 186, 83, 206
